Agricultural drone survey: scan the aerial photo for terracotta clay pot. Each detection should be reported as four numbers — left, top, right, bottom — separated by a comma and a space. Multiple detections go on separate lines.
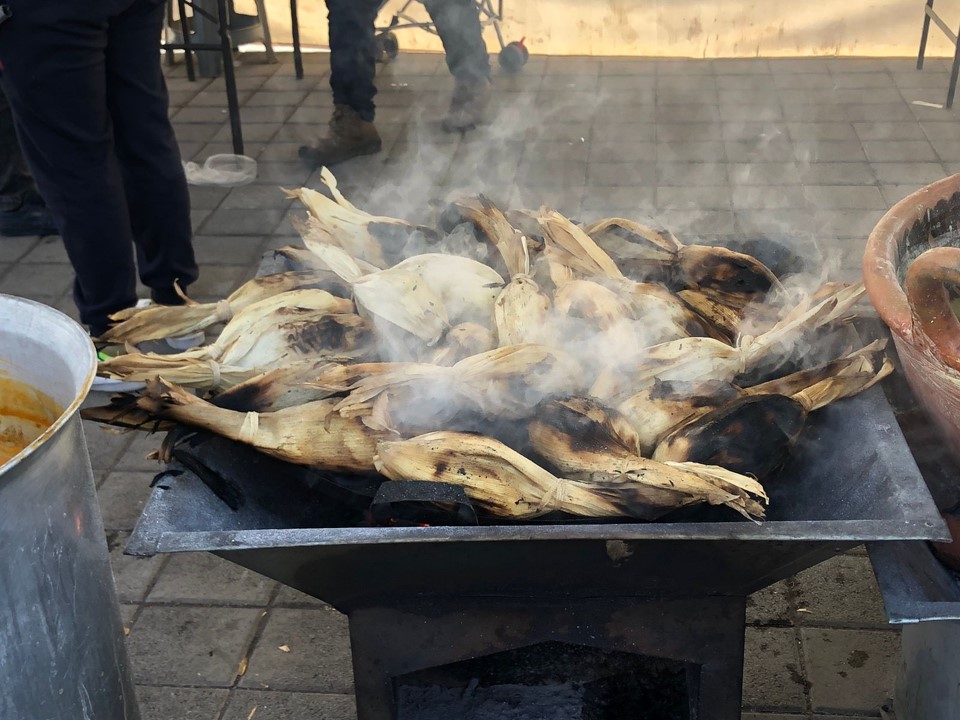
864, 173, 960, 570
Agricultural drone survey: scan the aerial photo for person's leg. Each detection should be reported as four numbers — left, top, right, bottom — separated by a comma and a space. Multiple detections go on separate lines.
0, 0, 138, 332
299, 0, 383, 167
422, 0, 492, 131
105, 0, 197, 305
327, 0, 379, 122
422, 0, 490, 84
0, 84, 57, 236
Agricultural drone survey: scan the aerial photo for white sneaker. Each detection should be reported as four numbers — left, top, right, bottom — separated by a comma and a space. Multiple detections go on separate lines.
132, 299, 206, 352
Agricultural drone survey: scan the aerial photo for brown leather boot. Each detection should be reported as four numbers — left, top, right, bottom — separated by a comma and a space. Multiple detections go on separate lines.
298, 105, 383, 168
441, 78, 491, 132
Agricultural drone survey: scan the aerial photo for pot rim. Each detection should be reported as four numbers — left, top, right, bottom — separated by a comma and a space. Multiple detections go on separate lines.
0, 294, 96, 474
863, 172, 960, 343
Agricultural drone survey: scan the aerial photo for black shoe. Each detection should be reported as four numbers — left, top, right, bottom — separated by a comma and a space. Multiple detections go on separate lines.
0, 197, 57, 237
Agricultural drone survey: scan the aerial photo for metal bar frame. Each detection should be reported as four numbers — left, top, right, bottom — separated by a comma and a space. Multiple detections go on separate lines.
290, 0, 303, 79
162, 0, 244, 154
376, 0, 509, 51
917, 0, 960, 108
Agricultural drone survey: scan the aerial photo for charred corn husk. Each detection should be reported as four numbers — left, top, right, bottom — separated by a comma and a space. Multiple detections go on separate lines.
538, 209, 625, 285
494, 275, 552, 346
287, 168, 434, 267
554, 280, 632, 330
98, 290, 367, 389
139, 379, 381, 472
448, 196, 527, 277
211, 360, 345, 413
101, 270, 352, 344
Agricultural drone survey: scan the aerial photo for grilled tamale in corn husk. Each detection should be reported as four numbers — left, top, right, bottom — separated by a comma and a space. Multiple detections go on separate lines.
444, 196, 527, 278
652, 352, 893, 477
493, 233, 553, 346
211, 360, 345, 413
100, 270, 352, 345
526, 401, 767, 519
287, 168, 436, 267
591, 283, 866, 397
616, 341, 890, 455
98, 290, 369, 389
376, 429, 766, 520
138, 378, 382, 472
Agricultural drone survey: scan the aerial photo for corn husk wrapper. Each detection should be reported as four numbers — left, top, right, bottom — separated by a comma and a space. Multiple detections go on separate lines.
211, 360, 346, 413
98, 290, 366, 389
554, 280, 632, 330
376, 430, 766, 520
428, 323, 496, 366
101, 270, 352, 344
450, 196, 527, 277
592, 283, 867, 398
287, 168, 433, 267
538, 210, 624, 286
336, 344, 585, 430
138, 379, 381, 472
390, 253, 504, 326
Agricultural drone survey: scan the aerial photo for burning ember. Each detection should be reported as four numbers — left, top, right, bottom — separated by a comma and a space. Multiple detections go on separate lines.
85, 169, 889, 525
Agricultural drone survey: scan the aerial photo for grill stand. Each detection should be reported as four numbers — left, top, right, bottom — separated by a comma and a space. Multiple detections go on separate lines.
347, 598, 745, 720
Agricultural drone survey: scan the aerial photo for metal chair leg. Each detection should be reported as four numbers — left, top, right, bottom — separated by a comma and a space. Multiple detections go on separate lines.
948, 23, 960, 108
178, 0, 196, 81
215, 0, 244, 154
919, 0, 935, 70
253, 0, 278, 64
291, 0, 303, 79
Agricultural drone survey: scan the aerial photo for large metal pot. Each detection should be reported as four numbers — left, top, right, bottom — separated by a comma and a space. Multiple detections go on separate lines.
0, 294, 139, 719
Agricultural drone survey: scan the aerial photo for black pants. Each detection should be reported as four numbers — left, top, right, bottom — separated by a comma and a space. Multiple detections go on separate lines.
0, 84, 34, 212
0, 0, 197, 333
327, 0, 491, 122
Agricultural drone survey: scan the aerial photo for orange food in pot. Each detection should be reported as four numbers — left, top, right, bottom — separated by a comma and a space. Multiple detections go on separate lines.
0, 373, 62, 467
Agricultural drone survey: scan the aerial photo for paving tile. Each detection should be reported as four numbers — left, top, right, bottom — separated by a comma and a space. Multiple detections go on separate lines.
189, 90, 254, 108
793, 140, 867, 163
588, 162, 655, 187
515, 158, 587, 187
834, 88, 906, 106
742, 627, 806, 710
655, 122, 723, 142
200, 208, 285, 235
19, 236, 69, 263
656, 104, 721, 124
221, 185, 293, 211
107, 530, 165, 603
173, 123, 225, 144
854, 121, 928, 141
815, 209, 883, 238
148, 552, 276, 605
581, 186, 657, 214
800, 162, 876, 185
0, 262, 72, 299
221, 690, 355, 720
655, 209, 738, 237
658, 140, 726, 163
212, 122, 279, 143
787, 104, 848, 122
768, 58, 831, 74
273, 585, 329, 607
721, 122, 789, 141
737, 209, 818, 236
747, 580, 795, 625
803, 185, 886, 210
728, 162, 802, 185
870, 161, 947, 184
793, 555, 888, 627
802, 628, 900, 713
114, 429, 166, 472
657, 88, 720, 106
772, 73, 838, 89
725, 137, 795, 163
601, 59, 659, 76
657, 185, 732, 210
188, 185, 230, 210
188, 236, 269, 267
845, 103, 915, 122
174, 106, 233, 124
880, 184, 923, 206
240, 607, 353, 693
732, 186, 807, 210
588, 141, 657, 164
719, 104, 783, 122
136, 686, 228, 720
717, 74, 778, 91
82, 418, 134, 475
786, 122, 858, 141
129, 606, 261, 687
861, 139, 938, 163
0, 235, 39, 262
657, 162, 728, 186
930, 139, 960, 162
97, 471, 156, 532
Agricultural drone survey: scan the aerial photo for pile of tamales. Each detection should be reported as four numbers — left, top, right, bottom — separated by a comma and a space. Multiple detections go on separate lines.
85, 169, 891, 524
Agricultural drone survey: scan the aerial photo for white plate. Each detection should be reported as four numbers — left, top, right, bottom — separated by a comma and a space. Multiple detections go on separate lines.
91, 377, 146, 393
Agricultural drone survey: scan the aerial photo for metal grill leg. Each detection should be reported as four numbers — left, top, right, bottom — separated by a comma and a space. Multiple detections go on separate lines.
919, 0, 935, 70
216, 0, 244, 154
253, 0, 278, 64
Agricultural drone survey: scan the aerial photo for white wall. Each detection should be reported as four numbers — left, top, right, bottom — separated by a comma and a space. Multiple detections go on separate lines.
242, 0, 955, 58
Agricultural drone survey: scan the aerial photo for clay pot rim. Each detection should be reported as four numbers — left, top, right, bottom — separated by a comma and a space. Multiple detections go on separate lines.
863, 173, 960, 343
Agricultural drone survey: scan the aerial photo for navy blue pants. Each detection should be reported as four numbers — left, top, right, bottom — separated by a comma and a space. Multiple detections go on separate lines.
0, 0, 197, 334
0, 86, 34, 212
327, 0, 490, 122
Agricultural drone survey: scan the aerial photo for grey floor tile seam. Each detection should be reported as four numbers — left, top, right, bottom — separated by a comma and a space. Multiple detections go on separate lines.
213, 583, 284, 720
0, 237, 40, 266
92, 433, 137, 490
120, 553, 171, 634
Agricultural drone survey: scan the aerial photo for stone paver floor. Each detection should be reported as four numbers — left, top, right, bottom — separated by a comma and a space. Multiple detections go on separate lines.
4, 50, 956, 718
